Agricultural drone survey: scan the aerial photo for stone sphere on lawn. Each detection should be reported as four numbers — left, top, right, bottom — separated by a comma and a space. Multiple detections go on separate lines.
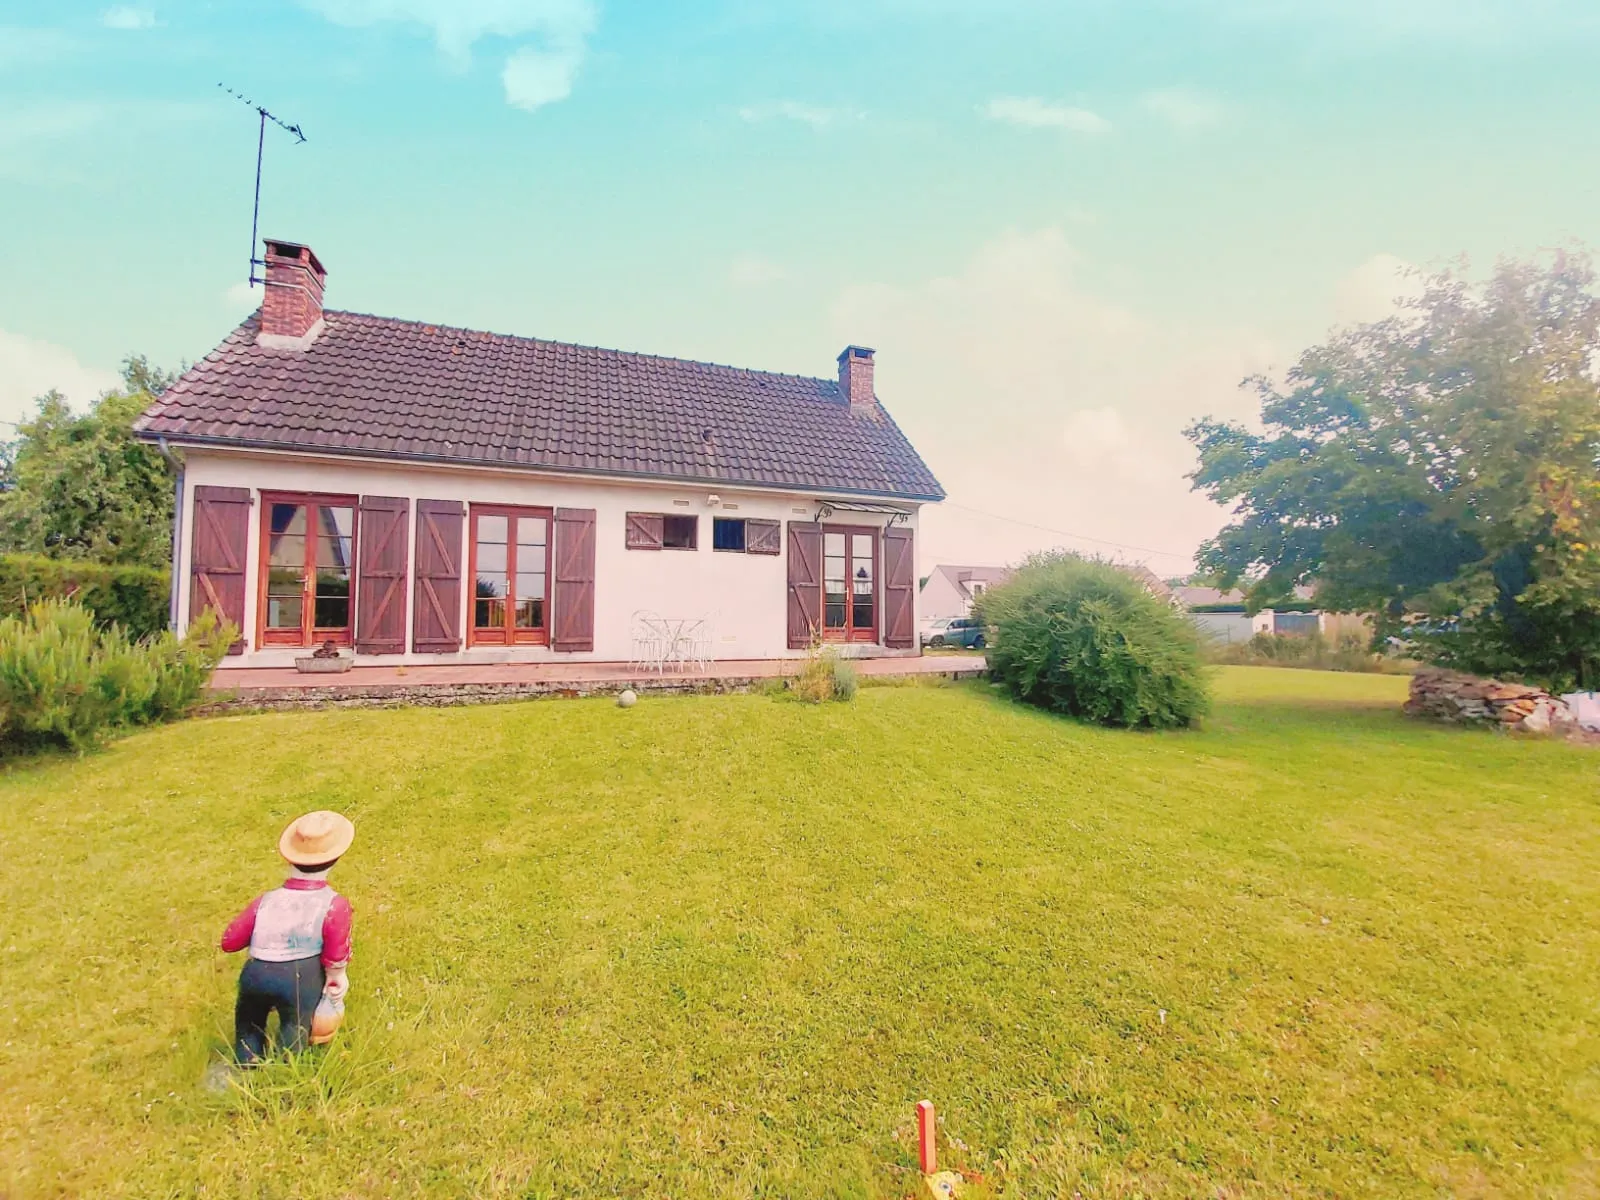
617, 689, 638, 709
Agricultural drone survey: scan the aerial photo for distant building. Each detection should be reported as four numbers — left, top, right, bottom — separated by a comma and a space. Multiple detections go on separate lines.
919, 565, 1013, 624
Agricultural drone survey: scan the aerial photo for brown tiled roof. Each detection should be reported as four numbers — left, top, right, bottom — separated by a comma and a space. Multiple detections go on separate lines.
134, 311, 944, 501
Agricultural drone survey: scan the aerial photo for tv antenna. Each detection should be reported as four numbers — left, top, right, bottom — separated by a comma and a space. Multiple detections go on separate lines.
218, 83, 306, 287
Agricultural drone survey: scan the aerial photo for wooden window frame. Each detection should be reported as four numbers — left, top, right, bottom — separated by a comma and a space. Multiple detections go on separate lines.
468, 503, 555, 647
662, 513, 698, 550
625, 512, 698, 551
820, 523, 880, 644
257, 491, 361, 650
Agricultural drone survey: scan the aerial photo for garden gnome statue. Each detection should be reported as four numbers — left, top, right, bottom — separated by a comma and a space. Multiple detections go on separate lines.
219, 811, 355, 1064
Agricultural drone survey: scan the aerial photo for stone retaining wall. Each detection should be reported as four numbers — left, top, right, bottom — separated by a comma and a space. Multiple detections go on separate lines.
1404, 668, 1577, 734
200, 665, 987, 715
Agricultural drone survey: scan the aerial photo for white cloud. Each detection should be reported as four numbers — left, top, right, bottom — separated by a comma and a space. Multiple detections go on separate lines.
502, 42, 584, 110
102, 6, 156, 29
1332, 253, 1424, 325
984, 96, 1110, 135
727, 255, 789, 287
222, 280, 260, 313
737, 101, 861, 129
1142, 88, 1223, 129
0, 330, 119, 427
299, 0, 596, 110
831, 229, 1276, 572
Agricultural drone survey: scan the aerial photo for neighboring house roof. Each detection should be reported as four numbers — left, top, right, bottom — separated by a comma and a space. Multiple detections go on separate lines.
1120, 563, 1174, 601
1175, 585, 1247, 609
135, 311, 945, 501
923, 564, 1013, 601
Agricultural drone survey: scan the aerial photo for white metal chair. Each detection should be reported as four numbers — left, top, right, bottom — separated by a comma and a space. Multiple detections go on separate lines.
629, 611, 670, 674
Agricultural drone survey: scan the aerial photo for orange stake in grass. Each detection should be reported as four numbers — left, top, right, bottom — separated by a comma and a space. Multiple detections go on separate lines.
916, 1100, 937, 1175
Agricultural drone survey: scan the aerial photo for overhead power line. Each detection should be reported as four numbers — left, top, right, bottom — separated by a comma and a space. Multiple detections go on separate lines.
937, 500, 1197, 562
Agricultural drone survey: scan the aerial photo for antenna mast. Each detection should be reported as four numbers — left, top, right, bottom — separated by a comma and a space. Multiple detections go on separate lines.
218, 84, 306, 287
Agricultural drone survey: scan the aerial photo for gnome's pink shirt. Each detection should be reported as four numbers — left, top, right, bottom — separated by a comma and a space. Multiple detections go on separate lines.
220, 876, 353, 967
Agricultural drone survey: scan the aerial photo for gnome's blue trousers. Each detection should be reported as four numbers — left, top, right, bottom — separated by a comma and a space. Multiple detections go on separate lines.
234, 956, 325, 1063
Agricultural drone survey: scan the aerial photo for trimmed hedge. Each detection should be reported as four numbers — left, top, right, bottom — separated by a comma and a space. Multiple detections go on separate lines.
979, 553, 1211, 729
0, 554, 170, 640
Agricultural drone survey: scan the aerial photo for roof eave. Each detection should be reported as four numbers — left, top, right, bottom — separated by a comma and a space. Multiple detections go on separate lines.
135, 431, 947, 504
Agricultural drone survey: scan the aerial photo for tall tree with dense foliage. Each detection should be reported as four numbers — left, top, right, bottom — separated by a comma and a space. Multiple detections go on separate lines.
1186, 253, 1600, 690
0, 356, 177, 569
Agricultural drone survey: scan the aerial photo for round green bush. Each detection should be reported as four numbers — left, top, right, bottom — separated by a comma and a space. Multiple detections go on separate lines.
978, 553, 1210, 729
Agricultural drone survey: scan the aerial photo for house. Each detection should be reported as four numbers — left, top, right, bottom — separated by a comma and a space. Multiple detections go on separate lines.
1174, 584, 1252, 644
134, 240, 944, 668
919, 564, 1012, 625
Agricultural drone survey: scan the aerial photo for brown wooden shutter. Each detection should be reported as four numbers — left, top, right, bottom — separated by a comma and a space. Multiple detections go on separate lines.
552, 507, 597, 652
356, 496, 409, 655
188, 485, 251, 655
746, 518, 781, 556
882, 525, 916, 649
412, 500, 464, 653
786, 522, 823, 649
625, 512, 663, 550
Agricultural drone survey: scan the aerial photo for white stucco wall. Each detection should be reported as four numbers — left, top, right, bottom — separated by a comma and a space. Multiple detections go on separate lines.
919, 569, 973, 625
176, 449, 923, 668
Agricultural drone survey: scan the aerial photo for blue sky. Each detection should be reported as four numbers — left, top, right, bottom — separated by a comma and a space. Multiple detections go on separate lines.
4, 0, 1599, 572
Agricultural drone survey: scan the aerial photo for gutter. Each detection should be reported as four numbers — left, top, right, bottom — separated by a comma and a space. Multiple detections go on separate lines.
155, 438, 184, 631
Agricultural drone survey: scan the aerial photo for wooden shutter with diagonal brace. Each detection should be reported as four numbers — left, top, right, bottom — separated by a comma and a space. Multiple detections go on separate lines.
356, 495, 410, 655
552, 508, 596, 652
188, 485, 251, 655
786, 522, 823, 649
412, 499, 464, 653
882, 525, 916, 650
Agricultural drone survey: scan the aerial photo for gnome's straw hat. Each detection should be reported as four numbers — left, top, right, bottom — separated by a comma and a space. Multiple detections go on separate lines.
279, 811, 355, 867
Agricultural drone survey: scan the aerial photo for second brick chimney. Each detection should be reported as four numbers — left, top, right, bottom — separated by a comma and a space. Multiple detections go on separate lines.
259, 240, 326, 347
837, 345, 876, 415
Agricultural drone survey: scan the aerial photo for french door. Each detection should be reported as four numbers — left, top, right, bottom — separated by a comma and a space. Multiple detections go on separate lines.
469, 505, 553, 646
822, 525, 878, 642
259, 493, 357, 648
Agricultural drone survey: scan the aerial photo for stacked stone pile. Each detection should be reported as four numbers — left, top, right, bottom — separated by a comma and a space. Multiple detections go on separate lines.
1405, 669, 1577, 734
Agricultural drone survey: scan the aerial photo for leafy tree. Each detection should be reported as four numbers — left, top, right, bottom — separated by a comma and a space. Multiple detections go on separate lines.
0, 355, 178, 569
1186, 252, 1600, 691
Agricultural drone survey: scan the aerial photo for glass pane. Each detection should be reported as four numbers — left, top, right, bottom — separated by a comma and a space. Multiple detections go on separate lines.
478, 514, 508, 545
516, 517, 547, 548
477, 542, 507, 576
852, 533, 873, 561
517, 572, 545, 602
515, 597, 544, 629
713, 518, 746, 552
320, 505, 353, 537
314, 597, 349, 630
825, 600, 847, 629
267, 565, 304, 590
316, 536, 352, 574
824, 532, 845, 557
475, 597, 507, 629
270, 504, 306, 539
853, 597, 874, 629
267, 595, 303, 630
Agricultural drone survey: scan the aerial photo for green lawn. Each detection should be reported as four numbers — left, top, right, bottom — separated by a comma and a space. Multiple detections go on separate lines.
2, 669, 1597, 1198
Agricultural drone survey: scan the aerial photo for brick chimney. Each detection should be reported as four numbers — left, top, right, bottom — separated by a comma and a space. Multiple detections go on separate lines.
259, 239, 326, 346
837, 345, 876, 415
